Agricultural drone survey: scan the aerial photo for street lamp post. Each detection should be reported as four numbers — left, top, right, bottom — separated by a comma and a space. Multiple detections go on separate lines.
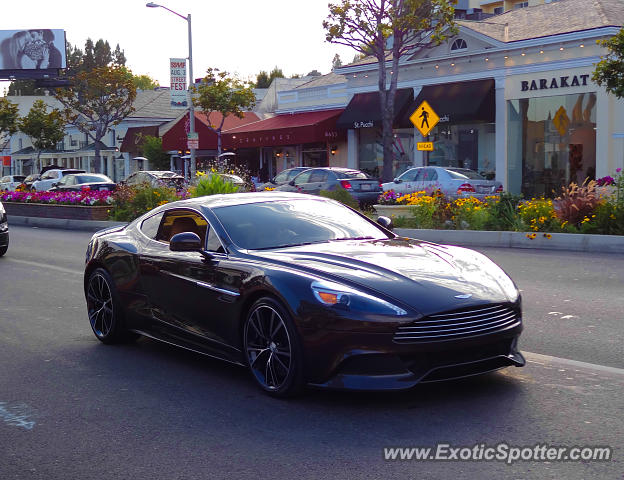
146, 2, 196, 180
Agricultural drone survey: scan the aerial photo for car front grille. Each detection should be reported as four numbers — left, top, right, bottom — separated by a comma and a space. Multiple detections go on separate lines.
394, 304, 520, 343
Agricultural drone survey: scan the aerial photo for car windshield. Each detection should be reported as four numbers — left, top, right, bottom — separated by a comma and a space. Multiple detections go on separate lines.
445, 168, 485, 180
212, 198, 388, 250
75, 175, 109, 183
154, 172, 177, 178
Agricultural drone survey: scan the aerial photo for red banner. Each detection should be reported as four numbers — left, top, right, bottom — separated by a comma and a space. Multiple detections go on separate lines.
1, 156, 10, 166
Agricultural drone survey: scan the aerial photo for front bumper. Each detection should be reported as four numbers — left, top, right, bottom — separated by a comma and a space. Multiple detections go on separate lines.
302, 322, 524, 391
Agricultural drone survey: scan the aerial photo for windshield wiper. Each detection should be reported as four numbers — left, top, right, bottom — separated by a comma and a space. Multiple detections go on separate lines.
330, 236, 376, 241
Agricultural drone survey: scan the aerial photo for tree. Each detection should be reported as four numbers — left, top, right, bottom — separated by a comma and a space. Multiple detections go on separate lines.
193, 68, 256, 156
255, 71, 271, 88
18, 100, 65, 172
269, 67, 285, 83
324, 0, 457, 181
332, 53, 343, 70
140, 135, 170, 170
306, 69, 322, 76
132, 74, 160, 91
55, 65, 137, 173
0, 98, 19, 139
593, 27, 624, 99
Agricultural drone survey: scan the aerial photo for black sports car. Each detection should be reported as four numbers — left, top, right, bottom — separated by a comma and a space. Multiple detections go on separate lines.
0, 200, 8, 256
84, 192, 524, 396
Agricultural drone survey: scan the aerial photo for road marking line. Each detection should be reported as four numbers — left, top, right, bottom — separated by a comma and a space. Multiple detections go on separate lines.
524, 351, 624, 377
3, 258, 82, 275
0, 402, 36, 430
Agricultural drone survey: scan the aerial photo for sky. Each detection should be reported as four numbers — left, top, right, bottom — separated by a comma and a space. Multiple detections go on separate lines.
1, 0, 357, 91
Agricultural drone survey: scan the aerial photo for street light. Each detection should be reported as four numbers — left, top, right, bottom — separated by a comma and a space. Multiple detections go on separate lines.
146, 2, 196, 180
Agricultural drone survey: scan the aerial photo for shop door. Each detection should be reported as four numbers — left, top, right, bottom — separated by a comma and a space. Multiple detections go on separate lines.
458, 129, 479, 171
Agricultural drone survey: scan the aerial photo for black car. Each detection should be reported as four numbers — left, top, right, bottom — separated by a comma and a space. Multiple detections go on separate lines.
50, 173, 116, 192
0, 201, 8, 256
84, 192, 524, 397
275, 167, 382, 206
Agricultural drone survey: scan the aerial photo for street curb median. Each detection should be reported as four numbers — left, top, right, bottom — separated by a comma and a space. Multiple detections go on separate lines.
8, 215, 127, 233
395, 228, 624, 254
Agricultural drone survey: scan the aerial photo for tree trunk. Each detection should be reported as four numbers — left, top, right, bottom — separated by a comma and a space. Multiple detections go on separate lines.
217, 130, 222, 157
36, 150, 41, 174
94, 143, 101, 174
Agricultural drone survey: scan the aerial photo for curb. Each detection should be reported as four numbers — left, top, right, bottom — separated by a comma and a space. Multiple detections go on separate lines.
8, 215, 127, 233
395, 228, 624, 254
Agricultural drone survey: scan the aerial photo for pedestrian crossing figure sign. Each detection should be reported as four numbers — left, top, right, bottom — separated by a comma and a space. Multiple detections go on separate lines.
410, 100, 439, 137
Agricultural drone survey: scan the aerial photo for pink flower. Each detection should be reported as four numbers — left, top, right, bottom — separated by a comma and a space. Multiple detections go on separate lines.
617, 168, 622, 173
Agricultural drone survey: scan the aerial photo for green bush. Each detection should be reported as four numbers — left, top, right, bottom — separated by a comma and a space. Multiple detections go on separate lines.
319, 187, 359, 209
485, 193, 525, 231
108, 184, 179, 221
191, 174, 239, 197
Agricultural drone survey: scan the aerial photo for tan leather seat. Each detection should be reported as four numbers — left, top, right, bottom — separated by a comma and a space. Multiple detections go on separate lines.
169, 217, 205, 244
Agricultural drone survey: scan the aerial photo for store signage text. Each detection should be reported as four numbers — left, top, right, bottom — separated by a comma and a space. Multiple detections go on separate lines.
353, 121, 374, 128
521, 74, 590, 92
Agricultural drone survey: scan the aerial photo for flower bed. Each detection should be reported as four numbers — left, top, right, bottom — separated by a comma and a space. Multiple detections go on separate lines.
373, 170, 624, 235
0, 190, 114, 206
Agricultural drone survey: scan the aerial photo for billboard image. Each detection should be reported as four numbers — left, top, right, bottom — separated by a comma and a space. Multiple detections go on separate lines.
0, 29, 66, 70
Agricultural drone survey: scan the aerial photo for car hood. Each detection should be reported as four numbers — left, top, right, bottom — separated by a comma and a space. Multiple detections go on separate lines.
253, 238, 514, 316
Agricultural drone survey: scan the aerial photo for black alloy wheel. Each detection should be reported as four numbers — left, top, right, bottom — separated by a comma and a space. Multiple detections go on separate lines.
244, 297, 304, 397
86, 268, 136, 344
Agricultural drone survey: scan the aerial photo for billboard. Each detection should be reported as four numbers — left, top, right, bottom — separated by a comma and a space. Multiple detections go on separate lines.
0, 29, 66, 70
170, 58, 188, 109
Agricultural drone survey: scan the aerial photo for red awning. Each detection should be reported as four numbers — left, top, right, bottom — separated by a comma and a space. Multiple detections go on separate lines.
223, 109, 345, 148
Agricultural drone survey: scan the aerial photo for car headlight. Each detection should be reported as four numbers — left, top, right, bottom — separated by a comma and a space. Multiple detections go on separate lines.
311, 280, 407, 316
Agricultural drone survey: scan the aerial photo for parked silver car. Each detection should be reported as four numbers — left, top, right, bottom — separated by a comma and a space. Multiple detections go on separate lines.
31, 169, 86, 191
122, 171, 186, 190
0, 175, 26, 191
382, 167, 503, 199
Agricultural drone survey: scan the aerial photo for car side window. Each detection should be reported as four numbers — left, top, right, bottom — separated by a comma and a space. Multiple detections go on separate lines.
156, 209, 208, 246
423, 169, 438, 181
399, 170, 418, 182
40, 171, 54, 180
293, 170, 313, 185
58, 176, 69, 186
274, 171, 288, 183
140, 212, 165, 239
308, 170, 328, 183
206, 227, 226, 253
0, 176, 8, 183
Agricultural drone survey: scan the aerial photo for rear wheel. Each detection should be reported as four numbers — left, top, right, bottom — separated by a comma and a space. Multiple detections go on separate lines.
243, 297, 304, 397
86, 268, 137, 344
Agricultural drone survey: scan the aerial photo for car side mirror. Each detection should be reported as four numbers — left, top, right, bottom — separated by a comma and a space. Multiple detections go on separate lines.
377, 216, 394, 230
169, 232, 202, 252
394, 178, 402, 184
52, 182, 58, 187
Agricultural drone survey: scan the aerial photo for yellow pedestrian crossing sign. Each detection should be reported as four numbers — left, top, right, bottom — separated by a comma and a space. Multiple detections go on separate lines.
410, 100, 439, 137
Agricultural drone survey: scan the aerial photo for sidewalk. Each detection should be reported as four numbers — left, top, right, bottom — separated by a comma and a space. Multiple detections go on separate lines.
8, 215, 624, 253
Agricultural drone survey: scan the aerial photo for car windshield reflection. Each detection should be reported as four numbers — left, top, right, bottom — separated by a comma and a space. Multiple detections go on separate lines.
212, 199, 388, 250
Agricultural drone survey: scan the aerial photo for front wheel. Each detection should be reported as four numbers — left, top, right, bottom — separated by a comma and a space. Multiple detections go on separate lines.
243, 297, 304, 397
86, 268, 137, 344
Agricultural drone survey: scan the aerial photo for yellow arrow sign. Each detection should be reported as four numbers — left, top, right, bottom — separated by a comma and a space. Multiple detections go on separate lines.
410, 100, 440, 137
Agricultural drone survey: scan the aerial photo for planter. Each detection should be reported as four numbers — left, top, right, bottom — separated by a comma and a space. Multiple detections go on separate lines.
3, 202, 110, 221
373, 204, 414, 218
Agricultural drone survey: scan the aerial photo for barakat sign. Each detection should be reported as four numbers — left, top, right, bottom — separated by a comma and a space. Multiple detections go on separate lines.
521, 75, 590, 91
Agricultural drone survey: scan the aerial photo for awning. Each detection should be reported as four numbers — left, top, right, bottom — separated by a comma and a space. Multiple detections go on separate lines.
223, 109, 345, 148
336, 88, 414, 130
401, 79, 495, 127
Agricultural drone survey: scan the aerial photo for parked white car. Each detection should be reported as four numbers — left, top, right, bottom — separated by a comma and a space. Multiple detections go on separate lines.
382, 166, 503, 199
0, 175, 26, 191
31, 169, 85, 191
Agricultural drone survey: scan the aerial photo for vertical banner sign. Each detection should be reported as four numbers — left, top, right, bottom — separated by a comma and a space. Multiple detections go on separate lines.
170, 58, 188, 109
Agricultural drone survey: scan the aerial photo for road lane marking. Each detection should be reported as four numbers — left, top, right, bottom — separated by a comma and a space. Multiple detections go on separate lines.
3, 258, 82, 275
524, 351, 624, 377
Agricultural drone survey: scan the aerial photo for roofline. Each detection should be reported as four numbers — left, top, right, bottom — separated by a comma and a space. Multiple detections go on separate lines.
336, 25, 619, 74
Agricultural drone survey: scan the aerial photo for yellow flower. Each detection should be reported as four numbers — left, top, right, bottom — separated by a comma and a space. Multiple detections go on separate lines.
157, 200, 168, 206
543, 233, 552, 239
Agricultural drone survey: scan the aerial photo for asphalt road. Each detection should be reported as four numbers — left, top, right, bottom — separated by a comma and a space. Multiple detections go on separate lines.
0, 225, 622, 479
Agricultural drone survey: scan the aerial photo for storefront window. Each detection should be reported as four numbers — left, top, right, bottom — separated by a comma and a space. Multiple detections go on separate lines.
507, 93, 596, 198
358, 128, 414, 178
428, 122, 496, 179
302, 143, 328, 168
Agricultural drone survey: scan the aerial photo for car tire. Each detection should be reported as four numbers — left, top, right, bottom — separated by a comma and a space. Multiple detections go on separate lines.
0, 243, 7, 257
243, 297, 305, 397
86, 268, 138, 344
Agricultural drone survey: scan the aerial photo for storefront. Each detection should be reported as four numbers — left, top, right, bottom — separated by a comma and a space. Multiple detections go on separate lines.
222, 109, 346, 181
406, 79, 496, 178
337, 89, 414, 178
506, 68, 598, 198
